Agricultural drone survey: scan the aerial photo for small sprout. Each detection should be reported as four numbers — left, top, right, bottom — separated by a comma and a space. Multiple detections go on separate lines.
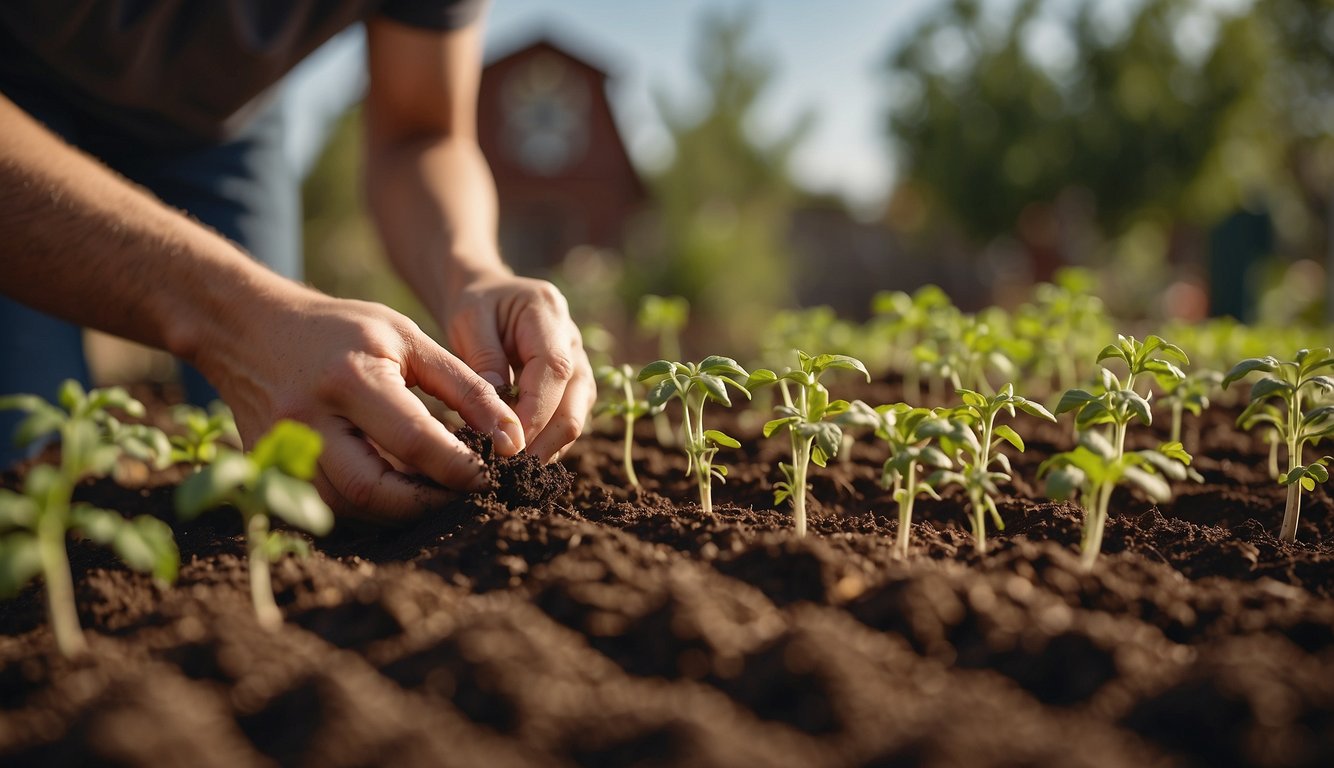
0, 380, 178, 657
1223, 348, 1334, 542
931, 385, 1056, 555
840, 401, 953, 558
638, 356, 752, 514
1160, 369, 1223, 449
175, 420, 333, 629
869, 285, 953, 401
594, 363, 660, 488
750, 351, 869, 536
169, 401, 239, 471
1045, 335, 1195, 569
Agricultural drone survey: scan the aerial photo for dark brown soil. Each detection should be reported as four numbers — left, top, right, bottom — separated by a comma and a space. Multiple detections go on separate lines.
2, 381, 1333, 767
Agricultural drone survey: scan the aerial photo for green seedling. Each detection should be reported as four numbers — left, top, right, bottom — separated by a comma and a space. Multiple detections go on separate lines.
175, 420, 333, 629
749, 351, 870, 537
637, 294, 690, 447
932, 385, 1055, 555
1160, 369, 1222, 449
0, 381, 177, 657
594, 363, 660, 487
1041, 433, 1195, 571
869, 284, 953, 401
1223, 348, 1334, 542
840, 401, 953, 558
1043, 335, 1195, 569
638, 356, 752, 514
1012, 271, 1112, 397
169, 402, 239, 471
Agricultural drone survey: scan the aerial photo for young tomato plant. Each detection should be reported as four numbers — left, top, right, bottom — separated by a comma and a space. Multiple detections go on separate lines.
175, 420, 333, 629
0, 381, 178, 657
749, 351, 870, 536
841, 401, 953, 557
1041, 433, 1194, 571
594, 363, 660, 488
638, 356, 752, 514
169, 402, 239, 471
932, 385, 1055, 555
1223, 348, 1334, 542
1160, 369, 1222, 449
1043, 335, 1196, 569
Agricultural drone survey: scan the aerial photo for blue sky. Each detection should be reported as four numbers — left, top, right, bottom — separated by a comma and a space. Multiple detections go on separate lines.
484, 0, 940, 211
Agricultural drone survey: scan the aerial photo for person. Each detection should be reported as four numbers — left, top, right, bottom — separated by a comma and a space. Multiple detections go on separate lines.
0, 1, 597, 521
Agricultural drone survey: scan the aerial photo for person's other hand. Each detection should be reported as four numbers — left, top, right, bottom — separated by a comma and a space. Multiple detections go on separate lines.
442, 270, 595, 461
199, 287, 526, 521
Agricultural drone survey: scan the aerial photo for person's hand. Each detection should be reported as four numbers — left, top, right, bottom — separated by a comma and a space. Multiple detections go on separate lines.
197, 285, 526, 521
441, 270, 596, 461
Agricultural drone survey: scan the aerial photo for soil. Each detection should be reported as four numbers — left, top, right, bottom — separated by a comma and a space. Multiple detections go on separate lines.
2, 380, 1333, 767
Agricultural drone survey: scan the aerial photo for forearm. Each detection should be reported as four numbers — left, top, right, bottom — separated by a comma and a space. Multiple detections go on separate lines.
365, 132, 509, 320
0, 92, 301, 370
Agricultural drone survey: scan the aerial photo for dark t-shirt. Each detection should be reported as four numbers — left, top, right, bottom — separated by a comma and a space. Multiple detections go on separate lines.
0, 0, 487, 144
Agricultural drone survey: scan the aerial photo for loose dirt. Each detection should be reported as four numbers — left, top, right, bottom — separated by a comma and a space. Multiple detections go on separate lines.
2, 382, 1332, 767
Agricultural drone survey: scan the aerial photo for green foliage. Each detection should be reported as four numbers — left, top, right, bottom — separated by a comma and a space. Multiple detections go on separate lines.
176, 420, 332, 628
931, 385, 1055, 554
839, 401, 953, 557
639, 356, 753, 513
1223, 348, 1334, 542
1011, 270, 1113, 397
594, 364, 660, 487
1160, 369, 1223, 446
750, 350, 870, 536
885, 0, 1272, 237
1045, 335, 1195, 568
0, 381, 177, 656
169, 402, 238, 470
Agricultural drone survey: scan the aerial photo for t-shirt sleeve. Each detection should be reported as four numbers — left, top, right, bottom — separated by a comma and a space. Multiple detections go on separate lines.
377, 0, 489, 30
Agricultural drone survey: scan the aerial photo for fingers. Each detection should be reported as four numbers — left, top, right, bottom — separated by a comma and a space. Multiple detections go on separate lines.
525, 345, 597, 462
313, 418, 457, 522
329, 354, 493, 492
447, 304, 512, 392
407, 332, 525, 457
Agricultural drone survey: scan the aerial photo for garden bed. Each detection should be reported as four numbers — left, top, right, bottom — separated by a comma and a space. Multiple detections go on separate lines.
1, 381, 1333, 767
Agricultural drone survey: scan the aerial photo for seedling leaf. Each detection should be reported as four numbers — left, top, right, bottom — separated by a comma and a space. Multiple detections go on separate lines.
703, 429, 741, 449
638, 360, 675, 380
0, 533, 41, 598
176, 451, 252, 520
1122, 466, 1171, 502
1250, 377, 1293, 402
257, 470, 333, 535
993, 424, 1024, 452
262, 531, 311, 561
1222, 357, 1278, 388
0, 490, 37, 530
250, 421, 322, 479
1055, 389, 1097, 415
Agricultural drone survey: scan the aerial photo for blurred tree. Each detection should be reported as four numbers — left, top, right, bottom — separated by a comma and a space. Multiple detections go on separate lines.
629, 5, 813, 354
882, 0, 1332, 316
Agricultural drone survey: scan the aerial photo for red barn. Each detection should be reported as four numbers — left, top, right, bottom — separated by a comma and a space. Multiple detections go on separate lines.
478, 36, 646, 274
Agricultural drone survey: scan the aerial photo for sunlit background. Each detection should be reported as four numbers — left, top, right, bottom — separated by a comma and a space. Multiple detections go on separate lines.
289, 0, 1333, 368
